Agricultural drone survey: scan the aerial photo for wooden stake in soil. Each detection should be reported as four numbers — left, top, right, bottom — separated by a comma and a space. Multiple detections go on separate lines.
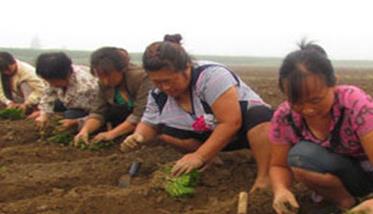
237, 191, 248, 214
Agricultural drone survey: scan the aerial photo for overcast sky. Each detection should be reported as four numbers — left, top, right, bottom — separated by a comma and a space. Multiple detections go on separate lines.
1, 0, 372, 60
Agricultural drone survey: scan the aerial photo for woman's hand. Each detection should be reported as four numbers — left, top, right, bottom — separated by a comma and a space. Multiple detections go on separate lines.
349, 199, 373, 213
171, 153, 205, 177
35, 114, 48, 129
6, 102, 19, 109
74, 129, 89, 145
273, 188, 299, 214
57, 119, 78, 131
6, 102, 27, 112
120, 133, 144, 153
93, 131, 116, 142
27, 110, 41, 120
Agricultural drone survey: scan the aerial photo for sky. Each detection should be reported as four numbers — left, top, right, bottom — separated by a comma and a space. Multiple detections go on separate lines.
1, 0, 373, 60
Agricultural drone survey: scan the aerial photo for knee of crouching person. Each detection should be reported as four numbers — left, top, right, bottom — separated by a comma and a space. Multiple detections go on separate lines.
288, 141, 330, 176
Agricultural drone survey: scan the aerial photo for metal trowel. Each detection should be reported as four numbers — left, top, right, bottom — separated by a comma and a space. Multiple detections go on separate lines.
118, 160, 142, 188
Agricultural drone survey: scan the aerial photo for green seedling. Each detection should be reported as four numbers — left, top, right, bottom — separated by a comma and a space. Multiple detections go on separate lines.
88, 140, 115, 151
39, 130, 46, 140
162, 166, 200, 198
0, 108, 25, 120
75, 139, 88, 150
47, 131, 74, 145
74, 139, 114, 151
45, 127, 116, 151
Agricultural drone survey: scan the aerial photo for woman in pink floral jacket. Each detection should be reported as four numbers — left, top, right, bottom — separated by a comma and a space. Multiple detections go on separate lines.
121, 34, 273, 192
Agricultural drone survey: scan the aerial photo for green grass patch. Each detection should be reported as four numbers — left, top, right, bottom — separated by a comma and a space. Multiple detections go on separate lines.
0, 108, 25, 120
46, 131, 74, 145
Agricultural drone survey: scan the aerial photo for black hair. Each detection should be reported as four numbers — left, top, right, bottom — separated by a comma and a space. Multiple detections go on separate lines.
35, 52, 72, 80
278, 40, 336, 104
298, 39, 328, 57
0, 52, 16, 100
90, 47, 130, 75
142, 34, 192, 72
0, 52, 16, 72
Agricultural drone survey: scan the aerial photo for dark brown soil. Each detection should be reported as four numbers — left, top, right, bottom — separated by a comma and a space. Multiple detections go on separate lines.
1, 66, 372, 214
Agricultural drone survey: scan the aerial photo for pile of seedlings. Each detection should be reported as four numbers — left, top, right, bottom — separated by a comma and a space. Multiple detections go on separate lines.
0, 108, 25, 120
152, 165, 201, 198
40, 124, 115, 151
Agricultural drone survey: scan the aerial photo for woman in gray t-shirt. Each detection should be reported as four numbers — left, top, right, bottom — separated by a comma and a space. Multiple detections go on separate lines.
121, 34, 273, 192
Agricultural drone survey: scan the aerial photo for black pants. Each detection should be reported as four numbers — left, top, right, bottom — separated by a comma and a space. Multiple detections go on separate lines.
161, 105, 273, 151
104, 104, 132, 126
53, 100, 88, 119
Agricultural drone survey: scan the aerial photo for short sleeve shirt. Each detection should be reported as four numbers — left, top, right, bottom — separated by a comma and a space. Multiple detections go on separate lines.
141, 61, 267, 131
39, 65, 105, 117
269, 85, 373, 161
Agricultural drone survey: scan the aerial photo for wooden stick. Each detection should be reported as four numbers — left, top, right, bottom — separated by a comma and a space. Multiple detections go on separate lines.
237, 191, 248, 214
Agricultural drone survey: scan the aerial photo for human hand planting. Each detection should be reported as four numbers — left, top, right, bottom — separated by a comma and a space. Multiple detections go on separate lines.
57, 119, 78, 131
7, 102, 27, 112
273, 188, 299, 214
349, 199, 373, 214
35, 114, 48, 129
93, 131, 116, 142
120, 133, 144, 153
171, 153, 205, 177
74, 130, 89, 145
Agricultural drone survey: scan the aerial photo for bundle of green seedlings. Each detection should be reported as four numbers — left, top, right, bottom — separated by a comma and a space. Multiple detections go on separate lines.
46, 130, 74, 145
41, 122, 114, 150
0, 108, 25, 120
162, 166, 201, 198
75, 139, 115, 151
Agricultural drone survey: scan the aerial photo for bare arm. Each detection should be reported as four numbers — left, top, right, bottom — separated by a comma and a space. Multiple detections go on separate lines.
270, 143, 300, 213
194, 86, 242, 161
107, 120, 136, 138
134, 122, 159, 143
361, 130, 373, 168
270, 143, 294, 194
80, 118, 103, 134
21, 70, 45, 106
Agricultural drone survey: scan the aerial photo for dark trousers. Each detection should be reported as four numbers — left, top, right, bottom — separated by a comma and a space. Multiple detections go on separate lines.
161, 105, 273, 151
288, 141, 373, 197
104, 104, 132, 126
53, 100, 88, 119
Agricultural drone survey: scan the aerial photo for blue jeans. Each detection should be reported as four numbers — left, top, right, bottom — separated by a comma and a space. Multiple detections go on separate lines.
288, 141, 373, 197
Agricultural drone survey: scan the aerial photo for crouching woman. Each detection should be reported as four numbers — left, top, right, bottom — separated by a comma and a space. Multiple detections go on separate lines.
269, 42, 373, 213
121, 34, 273, 192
